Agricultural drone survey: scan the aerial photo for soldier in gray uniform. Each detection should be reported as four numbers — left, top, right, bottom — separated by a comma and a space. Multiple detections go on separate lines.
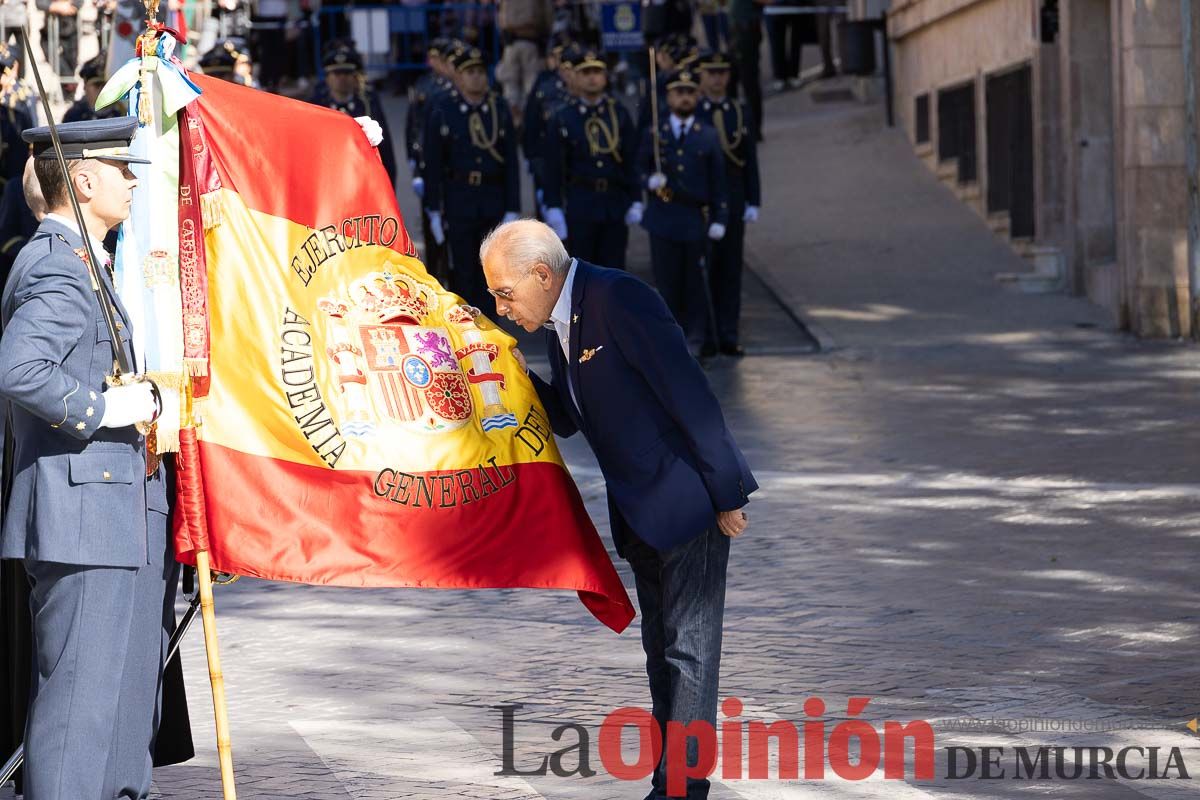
0, 117, 178, 800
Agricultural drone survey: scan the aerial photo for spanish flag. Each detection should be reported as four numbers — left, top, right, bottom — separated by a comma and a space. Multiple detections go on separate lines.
174, 75, 634, 633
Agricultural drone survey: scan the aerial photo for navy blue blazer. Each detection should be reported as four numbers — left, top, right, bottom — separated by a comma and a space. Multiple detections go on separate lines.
528, 260, 756, 553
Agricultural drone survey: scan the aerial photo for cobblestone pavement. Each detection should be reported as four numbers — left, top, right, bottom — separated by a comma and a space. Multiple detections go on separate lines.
7, 80, 1200, 799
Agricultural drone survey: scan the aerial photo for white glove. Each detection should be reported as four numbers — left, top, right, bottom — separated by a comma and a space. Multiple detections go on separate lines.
536, 188, 544, 207
354, 116, 384, 148
411, 176, 425, 199
545, 207, 568, 240
707, 222, 726, 241
647, 172, 667, 191
624, 202, 643, 225
427, 211, 446, 245
99, 382, 156, 429
502, 212, 520, 224
743, 205, 760, 223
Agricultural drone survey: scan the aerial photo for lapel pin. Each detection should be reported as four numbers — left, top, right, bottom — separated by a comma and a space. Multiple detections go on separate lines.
579, 345, 603, 363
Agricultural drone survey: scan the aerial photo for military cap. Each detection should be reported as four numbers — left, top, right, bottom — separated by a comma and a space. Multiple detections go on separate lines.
697, 50, 731, 71
450, 46, 486, 71
79, 51, 108, 84
23, 117, 152, 164
198, 42, 237, 75
428, 37, 452, 57
574, 47, 606, 71
323, 41, 363, 72
560, 42, 584, 69
665, 69, 698, 91
0, 39, 21, 70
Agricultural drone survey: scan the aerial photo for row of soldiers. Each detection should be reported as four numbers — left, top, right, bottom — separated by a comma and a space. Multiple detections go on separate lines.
405, 34, 761, 358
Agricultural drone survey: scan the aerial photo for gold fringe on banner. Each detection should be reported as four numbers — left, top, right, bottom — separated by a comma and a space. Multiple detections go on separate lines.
184, 357, 209, 377
201, 192, 223, 230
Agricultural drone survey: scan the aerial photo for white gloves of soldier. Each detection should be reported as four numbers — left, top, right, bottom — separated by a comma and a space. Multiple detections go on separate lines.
707, 222, 727, 241
647, 172, 667, 191
427, 211, 446, 245
355, 116, 384, 148
743, 205, 760, 223
502, 212, 520, 224
99, 382, 157, 429
545, 207, 568, 240
625, 202, 644, 226
411, 177, 425, 199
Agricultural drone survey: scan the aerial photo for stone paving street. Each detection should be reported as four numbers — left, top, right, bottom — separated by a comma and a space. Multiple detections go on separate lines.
8, 79, 1200, 799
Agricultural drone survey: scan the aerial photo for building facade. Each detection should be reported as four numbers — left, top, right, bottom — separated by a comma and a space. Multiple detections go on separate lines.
883, 0, 1200, 338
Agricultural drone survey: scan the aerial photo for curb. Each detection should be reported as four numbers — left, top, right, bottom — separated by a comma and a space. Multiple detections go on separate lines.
744, 245, 838, 353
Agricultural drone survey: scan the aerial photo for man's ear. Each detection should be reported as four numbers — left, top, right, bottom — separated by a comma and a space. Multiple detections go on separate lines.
71, 167, 94, 202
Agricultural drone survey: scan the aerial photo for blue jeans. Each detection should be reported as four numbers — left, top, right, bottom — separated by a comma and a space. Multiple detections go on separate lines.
624, 527, 730, 800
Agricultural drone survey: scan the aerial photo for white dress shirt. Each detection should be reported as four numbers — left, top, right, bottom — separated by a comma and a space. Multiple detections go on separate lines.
548, 258, 580, 412
670, 114, 695, 141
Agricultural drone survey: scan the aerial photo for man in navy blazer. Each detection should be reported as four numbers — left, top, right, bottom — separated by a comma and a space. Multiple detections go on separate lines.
481, 219, 756, 799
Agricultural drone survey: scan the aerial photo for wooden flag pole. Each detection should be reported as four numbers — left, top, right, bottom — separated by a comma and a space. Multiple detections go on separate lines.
196, 551, 237, 798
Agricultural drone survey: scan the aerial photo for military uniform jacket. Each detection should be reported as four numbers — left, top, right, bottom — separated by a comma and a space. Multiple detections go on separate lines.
422, 89, 520, 220
697, 95, 760, 211
543, 95, 637, 222
308, 83, 399, 185
636, 117, 730, 243
0, 218, 166, 567
521, 69, 568, 184
405, 72, 449, 171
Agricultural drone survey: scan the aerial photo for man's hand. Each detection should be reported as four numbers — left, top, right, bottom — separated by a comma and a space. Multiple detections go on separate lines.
355, 116, 384, 147
427, 211, 445, 245
502, 211, 520, 224
99, 382, 156, 429
717, 507, 749, 538
624, 202, 644, 226
545, 207, 568, 240
647, 172, 667, 191
743, 205, 760, 223
707, 222, 727, 241
411, 176, 425, 198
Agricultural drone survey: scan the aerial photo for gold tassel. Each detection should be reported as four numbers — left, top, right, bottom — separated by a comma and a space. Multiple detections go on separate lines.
184, 357, 209, 377
201, 192, 223, 230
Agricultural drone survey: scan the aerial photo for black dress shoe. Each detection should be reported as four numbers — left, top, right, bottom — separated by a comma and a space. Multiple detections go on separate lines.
719, 343, 745, 357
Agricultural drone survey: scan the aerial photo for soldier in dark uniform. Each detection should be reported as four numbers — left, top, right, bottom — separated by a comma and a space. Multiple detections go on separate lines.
521, 38, 570, 213
422, 46, 520, 311
696, 50, 759, 357
198, 42, 239, 82
308, 41, 398, 189
0, 42, 35, 186
543, 47, 637, 269
405, 38, 453, 284
636, 68, 729, 354
62, 51, 124, 123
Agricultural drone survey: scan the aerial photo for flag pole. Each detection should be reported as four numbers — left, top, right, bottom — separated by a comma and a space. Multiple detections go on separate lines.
196, 550, 236, 798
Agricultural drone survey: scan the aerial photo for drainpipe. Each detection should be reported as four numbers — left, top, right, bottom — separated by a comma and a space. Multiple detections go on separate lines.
1184, 0, 1200, 338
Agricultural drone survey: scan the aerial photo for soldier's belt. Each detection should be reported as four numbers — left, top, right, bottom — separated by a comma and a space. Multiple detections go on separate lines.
451, 169, 504, 187
567, 175, 626, 193
659, 188, 707, 209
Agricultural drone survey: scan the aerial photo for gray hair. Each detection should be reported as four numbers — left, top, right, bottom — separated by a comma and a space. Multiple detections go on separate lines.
479, 219, 570, 276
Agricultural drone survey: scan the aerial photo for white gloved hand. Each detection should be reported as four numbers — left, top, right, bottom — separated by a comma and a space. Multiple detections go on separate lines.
624, 202, 644, 226
99, 382, 156, 429
647, 172, 667, 191
427, 211, 446, 245
545, 207, 568, 240
707, 222, 726, 241
743, 205, 760, 223
502, 212, 520, 224
536, 188, 544, 207
354, 116, 384, 148
408, 158, 417, 172
411, 176, 425, 198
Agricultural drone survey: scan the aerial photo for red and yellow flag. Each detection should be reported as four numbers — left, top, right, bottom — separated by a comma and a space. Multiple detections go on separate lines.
174, 75, 634, 632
